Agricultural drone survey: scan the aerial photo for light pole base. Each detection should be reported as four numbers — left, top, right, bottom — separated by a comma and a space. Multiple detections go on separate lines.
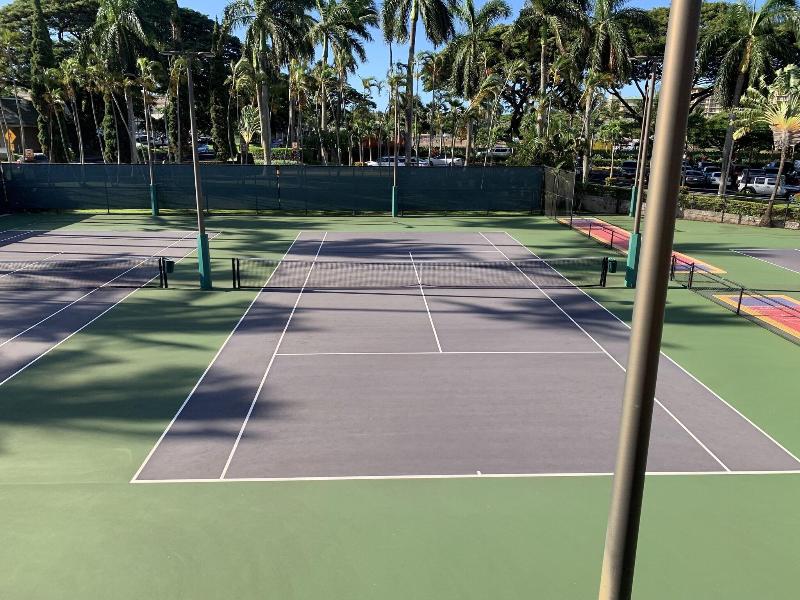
150, 184, 158, 216
628, 186, 638, 217
197, 233, 212, 290
391, 185, 397, 218
624, 232, 642, 288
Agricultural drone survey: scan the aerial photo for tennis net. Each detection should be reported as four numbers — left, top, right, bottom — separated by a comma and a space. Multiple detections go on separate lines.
232, 257, 612, 289
0, 256, 172, 289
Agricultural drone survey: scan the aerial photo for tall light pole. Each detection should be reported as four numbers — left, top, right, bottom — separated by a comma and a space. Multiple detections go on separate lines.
626, 65, 658, 288
598, 1, 702, 599
162, 50, 214, 290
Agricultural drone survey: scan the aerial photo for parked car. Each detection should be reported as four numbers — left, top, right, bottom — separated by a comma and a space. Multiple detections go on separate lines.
378, 155, 406, 166
429, 155, 463, 167
701, 165, 721, 178
708, 172, 733, 188
741, 175, 786, 196
621, 160, 638, 176
738, 168, 765, 186
408, 157, 430, 167
683, 170, 707, 187
477, 146, 512, 159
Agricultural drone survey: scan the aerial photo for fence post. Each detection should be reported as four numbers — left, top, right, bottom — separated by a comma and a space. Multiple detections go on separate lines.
736, 287, 744, 314
609, 230, 615, 249
601, 257, 609, 287
588, 221, 593, 239
687, 262, 695, 289
669, 255, 676, 280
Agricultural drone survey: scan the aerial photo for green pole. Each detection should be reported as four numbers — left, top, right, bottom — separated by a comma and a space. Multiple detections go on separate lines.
626, 69, 658, 288
598, 2, 701, 597
391, 185, 397, 218
150, 183, 158, 216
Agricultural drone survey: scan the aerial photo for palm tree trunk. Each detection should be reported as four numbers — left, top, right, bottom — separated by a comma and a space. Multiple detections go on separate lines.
71, 98, 85, 164
581, 87, 593, 184
537, 36, 547, 138
718, 71, 747, 196
11, 77, 26, 153
405, 6, 419, 163
175, 80, 182, 163
89, 93, 106, 162
123, 84, 139, 163
764, 139, 788, 227
465, 118, 472, 167
320, 40, 329, 164
288, 87, 294, 148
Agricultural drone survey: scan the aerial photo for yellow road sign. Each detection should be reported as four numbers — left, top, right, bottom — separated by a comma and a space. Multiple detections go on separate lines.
4, 129, 16, 144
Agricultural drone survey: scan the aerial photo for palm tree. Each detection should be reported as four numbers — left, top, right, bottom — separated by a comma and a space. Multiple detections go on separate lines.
309, 0, 377, 164
238, 104, 262, 162
382, 0, 455, 163
360, 75, 378, 159
734, 64, 800, 225
700, 0, 800, 196
224, 0, 313, 165
137, 57, 163, 168
91, 0, 158, 164
446, 0, 510, 165
57, 58, 86, 164
514, 0, 581, 137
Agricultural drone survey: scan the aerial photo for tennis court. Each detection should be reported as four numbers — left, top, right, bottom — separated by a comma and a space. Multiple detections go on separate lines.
734, 248, 800, 275
0, 228, 206, 386
133, 231, 799, 482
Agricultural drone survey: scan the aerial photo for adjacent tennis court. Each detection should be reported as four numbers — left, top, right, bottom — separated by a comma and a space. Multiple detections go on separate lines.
0, 229, 206, 386
734, 248, 800, 275
133, 231, 799, 482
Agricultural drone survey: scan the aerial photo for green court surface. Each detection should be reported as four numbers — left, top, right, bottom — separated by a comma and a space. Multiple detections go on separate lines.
1, 213, 798, 599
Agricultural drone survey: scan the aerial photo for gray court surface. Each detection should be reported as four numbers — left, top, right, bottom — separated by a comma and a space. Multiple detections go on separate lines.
0, 229, 201, 386
734, 248, 800, 275
134, 231, 800, 482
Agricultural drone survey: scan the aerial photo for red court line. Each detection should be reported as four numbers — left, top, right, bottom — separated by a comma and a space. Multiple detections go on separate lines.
559, 216, 726, 274
714, 293, 800, 340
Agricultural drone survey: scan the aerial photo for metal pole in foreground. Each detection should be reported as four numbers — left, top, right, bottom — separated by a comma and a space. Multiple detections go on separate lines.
625, 69, 658, 288
391, 78, 399, 218
163, 50, 214, 290
598, 2, 701, 599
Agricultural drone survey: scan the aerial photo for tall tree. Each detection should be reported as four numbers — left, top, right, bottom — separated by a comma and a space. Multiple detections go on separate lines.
309, 0, 377, 164
30, 0, 56, 159
579, 0, 645, 182
734, 64, 800, 225
699, 0, 800, 196
209, 21, 231, 161
224, 0, 313, 164
514, 0, 581, 137
446, 0, 509, 164
91, 0, 159, 163
382, 0, 455, 163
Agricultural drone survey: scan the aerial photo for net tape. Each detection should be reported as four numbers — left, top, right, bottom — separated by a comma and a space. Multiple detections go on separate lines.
234, 257, 609, 289
0, 257, 168, 289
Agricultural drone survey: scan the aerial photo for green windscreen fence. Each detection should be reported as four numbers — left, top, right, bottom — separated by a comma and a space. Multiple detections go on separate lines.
4, 163, 543, 214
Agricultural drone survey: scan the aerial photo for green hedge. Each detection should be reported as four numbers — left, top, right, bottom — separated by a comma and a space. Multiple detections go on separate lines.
679, 191, 800, 221
576, 182, 631, 201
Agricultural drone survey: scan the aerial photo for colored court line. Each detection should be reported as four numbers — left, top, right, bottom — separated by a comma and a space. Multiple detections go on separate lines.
559, 217, 726, 274
714, 293, 800, 340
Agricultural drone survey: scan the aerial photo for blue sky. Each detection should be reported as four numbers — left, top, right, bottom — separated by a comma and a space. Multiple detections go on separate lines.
178, 0, 670, 108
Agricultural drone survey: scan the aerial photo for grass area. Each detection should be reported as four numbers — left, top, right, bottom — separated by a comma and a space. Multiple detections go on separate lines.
1, 212, 798, 598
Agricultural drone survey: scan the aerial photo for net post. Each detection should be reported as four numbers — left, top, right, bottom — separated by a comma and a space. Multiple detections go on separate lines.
236, 258, 241, 289
737, 287, 744, 314
158, 257, 165, 288
601, 257, 609, 287
687, 262, 695, 289
231, 258, 237, 289
669, 255, 676, 280
609, 230, 615, 250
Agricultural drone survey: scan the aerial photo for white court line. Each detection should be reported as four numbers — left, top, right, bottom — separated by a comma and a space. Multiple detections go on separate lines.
276, 350, 604, 356
503, 230, 800, 467
479, 231, 730, 472
0, 233, 195, 348
0, 229, 36, 244
132, 468, 800, 484
731, 248, 800, 275
0, 232, 208, 389
219, 232, 328, 480
409, 251, 443, 353
129, 231, 305, 483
